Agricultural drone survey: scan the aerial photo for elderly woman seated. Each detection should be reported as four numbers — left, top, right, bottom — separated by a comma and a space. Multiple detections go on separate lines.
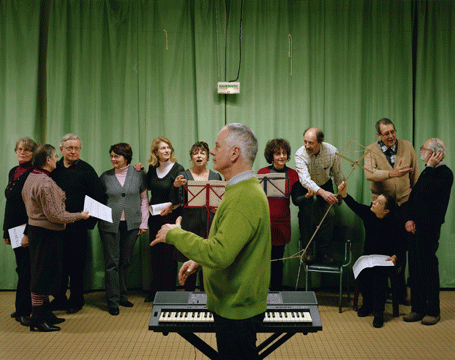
338, 181, 403, 328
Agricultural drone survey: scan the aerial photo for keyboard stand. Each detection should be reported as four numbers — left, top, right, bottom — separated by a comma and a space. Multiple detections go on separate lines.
173, 330, 303, 360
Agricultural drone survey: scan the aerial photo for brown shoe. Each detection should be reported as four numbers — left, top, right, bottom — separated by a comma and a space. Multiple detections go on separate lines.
421, 315, 440, 326
403, 312, 424, 322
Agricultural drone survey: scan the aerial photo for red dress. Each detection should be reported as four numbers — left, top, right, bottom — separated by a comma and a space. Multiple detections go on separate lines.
257, 166, 299, 246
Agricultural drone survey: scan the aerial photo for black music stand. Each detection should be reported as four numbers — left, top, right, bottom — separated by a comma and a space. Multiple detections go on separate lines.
257, 173, 287, 198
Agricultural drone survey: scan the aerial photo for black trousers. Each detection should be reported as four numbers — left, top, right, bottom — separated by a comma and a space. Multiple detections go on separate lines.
408, 225, 441, 317
54, 228, 88, 308
297, 180, 335, 256
149, 212, 179, 292
270, 245, 285, 291
358, 266, 390, 313
13, 246, 32, 316
213, 312, 264, 360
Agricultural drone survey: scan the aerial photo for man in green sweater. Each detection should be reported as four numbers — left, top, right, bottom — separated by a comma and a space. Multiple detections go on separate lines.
152, 123, 271, 360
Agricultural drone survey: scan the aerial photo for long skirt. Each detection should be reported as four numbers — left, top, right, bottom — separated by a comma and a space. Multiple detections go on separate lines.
28, 225, 64, 295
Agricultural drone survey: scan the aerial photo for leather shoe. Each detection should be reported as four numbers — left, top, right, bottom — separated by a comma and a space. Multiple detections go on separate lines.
403, 312, 424, 322
321, 254, 335, 265
357, 306, 373, 317
144, 292, 156, 303
108, 307, 119, 316
50, 298, 68, 311
120, 300, 134, 307
421, 315, 440, 326
67, 307, 82, 314
11, 312, 17, 318
15, 315, 31, 327
373, 312, 384, 328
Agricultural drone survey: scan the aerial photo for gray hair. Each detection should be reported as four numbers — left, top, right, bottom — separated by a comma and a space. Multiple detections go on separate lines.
59, 133, 81, 148
375, 118, 395, 134
32, 144, 56, 168
223, 123, 258, 165
427, 138, 447, 159
15, 137, 37, 152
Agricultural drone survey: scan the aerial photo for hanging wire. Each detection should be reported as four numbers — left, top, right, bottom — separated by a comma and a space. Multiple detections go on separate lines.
229, 0, 244, 82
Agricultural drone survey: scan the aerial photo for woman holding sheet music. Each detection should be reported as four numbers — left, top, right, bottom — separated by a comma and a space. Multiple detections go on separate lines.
3, 137, 37, 327
144, 137, 184, 302
22, 144, 90, 332
257, 139, 299, 291
337, 181, 403, 328
98, 143, 149, 316
171, 141, 222, 291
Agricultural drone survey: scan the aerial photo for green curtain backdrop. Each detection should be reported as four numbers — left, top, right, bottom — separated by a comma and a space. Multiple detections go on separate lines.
1, 0, 454, 291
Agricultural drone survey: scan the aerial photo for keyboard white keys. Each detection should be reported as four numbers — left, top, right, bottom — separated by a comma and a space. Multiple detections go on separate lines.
159, 310, 312, 324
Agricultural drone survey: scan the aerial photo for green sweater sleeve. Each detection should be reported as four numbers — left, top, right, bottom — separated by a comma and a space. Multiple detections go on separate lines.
166, 207, 255, 270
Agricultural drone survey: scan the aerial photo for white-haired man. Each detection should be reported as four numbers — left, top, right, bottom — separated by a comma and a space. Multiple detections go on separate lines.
402, 138, 453, 326
151, 123, 271, 360
50, 134, 104, 314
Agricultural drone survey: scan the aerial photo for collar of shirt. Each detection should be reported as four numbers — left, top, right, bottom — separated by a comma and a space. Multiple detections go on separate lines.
226, 170, 255, 186
378, 140, 397, 155
57, 158, 81, 169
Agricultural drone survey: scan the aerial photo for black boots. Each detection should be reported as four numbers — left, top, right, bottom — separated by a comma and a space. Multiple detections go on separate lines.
43, 301, 66, 324
30, 305, 60, 332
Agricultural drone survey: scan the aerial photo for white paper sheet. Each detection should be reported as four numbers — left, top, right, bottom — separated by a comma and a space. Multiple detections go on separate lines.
8, 224, 26, 249
352, 254, 395, 279
83, 195, 113, 223
149, 202, 172, 216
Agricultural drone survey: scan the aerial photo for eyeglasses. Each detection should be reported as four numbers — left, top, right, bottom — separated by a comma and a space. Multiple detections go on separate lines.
16, 148, 32, 153
380, 130, 396, 137
420, 146, 431, 152
64, 146, 81, 152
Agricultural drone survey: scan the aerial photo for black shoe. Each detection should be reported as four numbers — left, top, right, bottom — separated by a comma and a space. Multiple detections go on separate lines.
30, 306, 60, 332
144, 292, 156, 303
120, 300, 134, 307
30, 318, 61, 332
321, 254, 335, 265
108, 307, 119, 316
373, 312, 384, 328
15, 315, 31, 327
43, 300, 65, 324
357, 306, 373, 317
67, 307, 82, 314
11, 312, 17, 318
50, 298, 68, 311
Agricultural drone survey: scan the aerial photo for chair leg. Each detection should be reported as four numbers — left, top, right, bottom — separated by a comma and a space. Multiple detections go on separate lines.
390, 271, 399, 317
353, 278, 360, 311
305, 268, 310, 291
339, 272, 343, 313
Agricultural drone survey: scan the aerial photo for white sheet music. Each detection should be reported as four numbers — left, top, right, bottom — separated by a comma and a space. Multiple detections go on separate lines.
83, 195, 113, 223
352, 254, 394, 279
8, 224, 26, 249
149, 202, 173, 216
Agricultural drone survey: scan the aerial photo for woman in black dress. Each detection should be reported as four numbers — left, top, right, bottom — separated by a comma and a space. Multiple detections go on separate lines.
171, 141, 222, 290
3, 137, 37, 326
145, 137, 184, 302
